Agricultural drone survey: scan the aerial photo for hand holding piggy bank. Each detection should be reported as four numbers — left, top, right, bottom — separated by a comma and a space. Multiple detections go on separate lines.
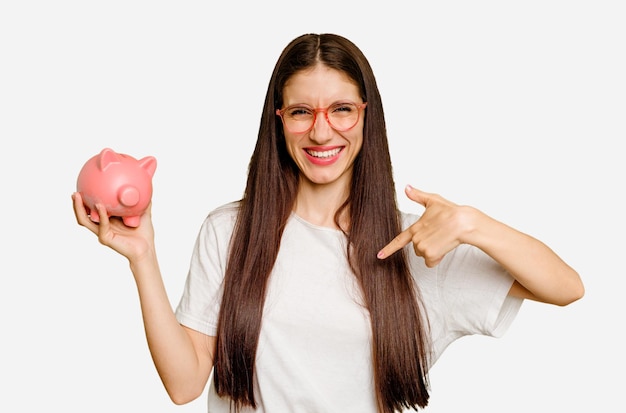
76, 148, 157, 227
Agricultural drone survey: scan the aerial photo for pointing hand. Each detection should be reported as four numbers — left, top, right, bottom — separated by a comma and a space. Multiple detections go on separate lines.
377, 185, 474, 267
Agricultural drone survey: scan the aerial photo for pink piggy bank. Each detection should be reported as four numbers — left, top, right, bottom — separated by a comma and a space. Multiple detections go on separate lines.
76, 148, 157, 227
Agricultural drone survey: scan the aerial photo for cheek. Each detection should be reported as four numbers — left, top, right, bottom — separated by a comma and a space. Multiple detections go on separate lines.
350, 122, 365, 151
349, 132, 364, 154
284, 134, 301, 158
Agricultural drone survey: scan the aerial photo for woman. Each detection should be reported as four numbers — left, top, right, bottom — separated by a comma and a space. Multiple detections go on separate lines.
72, 33, 584, 413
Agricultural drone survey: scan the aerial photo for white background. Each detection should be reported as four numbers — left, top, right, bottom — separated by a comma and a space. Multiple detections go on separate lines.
1, 1, 624, 412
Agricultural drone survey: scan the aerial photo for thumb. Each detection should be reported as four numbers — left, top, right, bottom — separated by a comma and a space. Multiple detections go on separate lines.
405, 184, 429, 207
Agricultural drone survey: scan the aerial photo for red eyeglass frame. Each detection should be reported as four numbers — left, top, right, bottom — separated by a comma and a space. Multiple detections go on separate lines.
276, 101, 367, 134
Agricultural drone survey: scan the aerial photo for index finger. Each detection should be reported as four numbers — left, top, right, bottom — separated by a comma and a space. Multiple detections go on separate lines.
377, 229, 413, 259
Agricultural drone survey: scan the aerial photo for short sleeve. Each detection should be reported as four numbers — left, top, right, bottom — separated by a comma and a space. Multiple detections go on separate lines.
401, 211, 523, 363
174, 202, 238, 336
436, 244, 523, 338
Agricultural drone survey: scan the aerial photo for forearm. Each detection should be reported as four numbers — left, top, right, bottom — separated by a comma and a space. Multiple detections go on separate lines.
466, 208, 584, 306
130, 252, 212, 403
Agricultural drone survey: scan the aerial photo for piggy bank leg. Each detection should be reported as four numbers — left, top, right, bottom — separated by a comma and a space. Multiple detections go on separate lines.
123, 216, 141, 228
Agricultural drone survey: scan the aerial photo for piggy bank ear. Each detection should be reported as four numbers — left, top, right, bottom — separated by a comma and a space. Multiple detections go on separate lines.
138, 156, 157, 177
98, 148, 122, 171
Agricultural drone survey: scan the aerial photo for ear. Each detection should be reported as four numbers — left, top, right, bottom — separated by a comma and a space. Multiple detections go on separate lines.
138, 156, 157, 177
98, 148, 121, 172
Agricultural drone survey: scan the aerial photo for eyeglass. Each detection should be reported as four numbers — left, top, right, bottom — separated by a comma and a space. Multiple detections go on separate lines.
276, 101, 367, 134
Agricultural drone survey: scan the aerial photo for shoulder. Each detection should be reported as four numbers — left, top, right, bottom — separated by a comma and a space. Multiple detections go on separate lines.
197, 200, 240, 240
206, 200, 240, 221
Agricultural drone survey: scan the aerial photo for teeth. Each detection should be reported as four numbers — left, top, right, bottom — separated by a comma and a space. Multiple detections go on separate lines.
307, 148, 341, 158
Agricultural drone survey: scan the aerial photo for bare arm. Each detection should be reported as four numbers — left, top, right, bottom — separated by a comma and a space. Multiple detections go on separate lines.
377, 185, 584, 306
461, 209, 583, 305
130, 251, 216, 403
72, 193, 215, 404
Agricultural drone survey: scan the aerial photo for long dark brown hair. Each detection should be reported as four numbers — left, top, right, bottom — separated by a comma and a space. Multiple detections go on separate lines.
214, 33, 431, 412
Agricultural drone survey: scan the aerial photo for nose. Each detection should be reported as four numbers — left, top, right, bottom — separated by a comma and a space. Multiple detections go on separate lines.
309, 111, 333, 143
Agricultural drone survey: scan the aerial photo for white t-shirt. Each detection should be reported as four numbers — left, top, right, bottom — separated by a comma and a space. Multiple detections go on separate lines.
175, 201, 523, 413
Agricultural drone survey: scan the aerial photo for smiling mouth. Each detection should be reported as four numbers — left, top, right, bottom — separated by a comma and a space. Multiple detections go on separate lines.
305, 147, 342, 158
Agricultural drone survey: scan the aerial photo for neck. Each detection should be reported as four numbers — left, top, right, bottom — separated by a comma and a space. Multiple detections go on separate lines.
293, 178, 350, 230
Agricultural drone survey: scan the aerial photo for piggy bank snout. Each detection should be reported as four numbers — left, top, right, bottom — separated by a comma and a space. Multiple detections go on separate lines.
118, 185, 141, 207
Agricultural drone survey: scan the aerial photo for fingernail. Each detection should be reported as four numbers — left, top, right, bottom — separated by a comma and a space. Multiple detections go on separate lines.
377, 250, 385, 259
405, 184, 413, 192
